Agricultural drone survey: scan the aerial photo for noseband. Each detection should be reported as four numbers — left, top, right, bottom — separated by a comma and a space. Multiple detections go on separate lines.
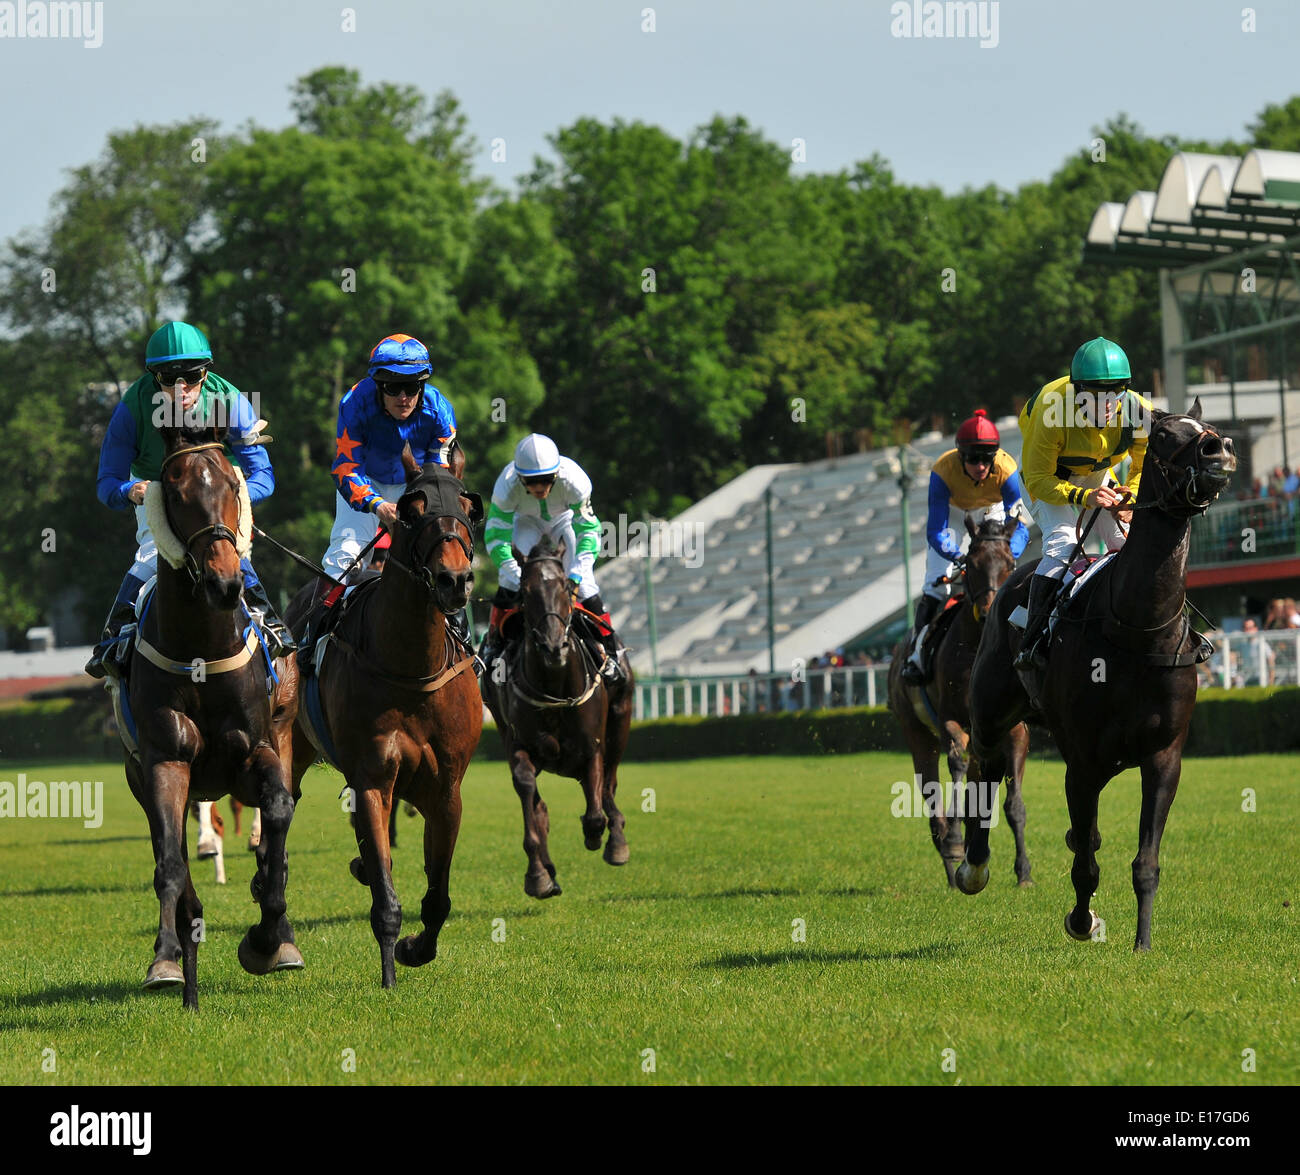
1135, 419, 1229, 516
947, 532, 1012, 622
158, 442, 241, 586
386, 512, 475, 597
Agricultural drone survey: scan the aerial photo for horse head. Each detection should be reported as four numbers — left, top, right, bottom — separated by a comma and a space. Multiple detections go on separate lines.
517, 533, 572, 671
1141, 399, 1237, 515
156, 423, 246, 610
962, 514, 1020, 622
393, 445, 482, 614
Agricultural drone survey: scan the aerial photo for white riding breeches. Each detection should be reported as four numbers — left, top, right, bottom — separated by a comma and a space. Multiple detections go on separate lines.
1027, 469, 1127, 582
506, 513, 599, 602
321, 481, 404, 582
922, 501, 1009, 601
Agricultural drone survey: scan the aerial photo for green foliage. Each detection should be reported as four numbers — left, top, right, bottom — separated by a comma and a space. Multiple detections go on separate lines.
5, 78, 1300, 639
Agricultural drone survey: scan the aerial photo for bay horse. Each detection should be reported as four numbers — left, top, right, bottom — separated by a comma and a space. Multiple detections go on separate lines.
958, 403, 1235, 950
481, 533, 634, 898
121, 424, 301, 1011
285, 450, 483, 988
887, 515, 1031, 888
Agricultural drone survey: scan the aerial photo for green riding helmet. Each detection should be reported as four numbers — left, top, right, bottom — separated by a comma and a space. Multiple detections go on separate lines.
1070, 337, 1130, 385
146, 321, 213, 370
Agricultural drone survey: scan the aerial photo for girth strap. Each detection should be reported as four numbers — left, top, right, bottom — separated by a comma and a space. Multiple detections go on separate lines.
328, 633, 475, 693
135, 629, 261, 676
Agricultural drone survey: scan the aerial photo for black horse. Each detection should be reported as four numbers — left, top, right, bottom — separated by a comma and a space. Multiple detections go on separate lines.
482, 534, 634, 898
958, 402, 1235, 950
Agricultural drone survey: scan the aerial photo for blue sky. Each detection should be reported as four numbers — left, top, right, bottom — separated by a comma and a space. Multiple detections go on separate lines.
1, 0, 1298, 246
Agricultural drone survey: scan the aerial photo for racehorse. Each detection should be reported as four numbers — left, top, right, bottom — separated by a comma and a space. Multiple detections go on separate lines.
887, 515, 1031, 888
285, 449, 483, 988
958, 403, 1235, 950
122, 423, 301, 1010
481, 533, 634, 898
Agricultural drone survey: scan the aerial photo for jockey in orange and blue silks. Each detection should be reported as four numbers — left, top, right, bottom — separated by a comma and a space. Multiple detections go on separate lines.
319, 333, 458, 582
900, 409, 1030, 684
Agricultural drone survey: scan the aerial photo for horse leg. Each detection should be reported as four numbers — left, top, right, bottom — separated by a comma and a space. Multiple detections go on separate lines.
1133, 745, 1183, 952
140, 761, 190, 990
580, 750, 608, 851
238, 746, 303, 976
396, 776, 462, 968
355, 784, 401, 988
956, 745, 1002, 896
939, 722, 968, 887
1004, 722, 1032, 886
511, 750, 559, 898
178, 861, 203, 1011
601, 758, 629, 866
249, 806, 261, 851
1063, 769, 1103, 941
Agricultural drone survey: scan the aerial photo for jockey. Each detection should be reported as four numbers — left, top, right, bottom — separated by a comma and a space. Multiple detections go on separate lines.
85, 321, 294, 679
900, 409, 1030, 685
300, 333, 466, 669
1013, 336, 1152, 670
480, 433, 623, 681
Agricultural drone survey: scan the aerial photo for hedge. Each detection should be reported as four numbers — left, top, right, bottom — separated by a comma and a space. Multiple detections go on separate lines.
1, 687, 1295, 765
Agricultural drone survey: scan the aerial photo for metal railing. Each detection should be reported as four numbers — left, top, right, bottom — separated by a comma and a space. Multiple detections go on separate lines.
631, 630, 1300, 718
1190, 496, 1298, 566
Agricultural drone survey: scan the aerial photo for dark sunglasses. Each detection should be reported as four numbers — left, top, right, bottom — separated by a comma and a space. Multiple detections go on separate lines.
155, 366, 208, 387
523, 475, 557, 488
377, 381, 423, 399
962, 451, 996, 465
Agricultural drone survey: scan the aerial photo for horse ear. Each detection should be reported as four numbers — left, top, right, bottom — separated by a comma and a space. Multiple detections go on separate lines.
448, 440, 466, 481
1188, 397, 1203, 421
462, 491, 484, 526
1002, 516, 1020, 538
964, 515, 977, 539
401, 442, 421, 482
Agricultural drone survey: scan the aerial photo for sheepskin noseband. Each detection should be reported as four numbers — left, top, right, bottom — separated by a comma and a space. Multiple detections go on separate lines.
145, 463, 253, 569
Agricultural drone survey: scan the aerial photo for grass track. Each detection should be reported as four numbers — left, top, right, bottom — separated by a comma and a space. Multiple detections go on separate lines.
0, 752, 1294, 1085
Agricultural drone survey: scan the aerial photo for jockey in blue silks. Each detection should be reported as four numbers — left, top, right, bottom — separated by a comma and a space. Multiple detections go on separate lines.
85, 320, 293, 679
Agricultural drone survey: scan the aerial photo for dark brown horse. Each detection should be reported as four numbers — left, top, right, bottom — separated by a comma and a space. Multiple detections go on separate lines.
888, 515, 1031, 887
121, 424, 301, 1010
960, 403, 1235, 950
285, 451, 483, 988
482, 534, 634, 898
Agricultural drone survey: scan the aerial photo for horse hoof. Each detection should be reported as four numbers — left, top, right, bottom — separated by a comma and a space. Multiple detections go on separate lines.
603, 840, 630, 866
1018, 878, 1035, 888
525, 871, 561, 899
247, 834, 260, 851
395, 935, 433, 968
143, 960, 184, 989
349, 856, 368, 886
196, 832, 219, 860
584, 834, 602, 851
955, 860, 990, 895
271, 942, 305, 971
1064, 909, 1102, 941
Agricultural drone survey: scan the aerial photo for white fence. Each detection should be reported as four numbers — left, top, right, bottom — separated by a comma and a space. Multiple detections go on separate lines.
632, 630, 1300, 719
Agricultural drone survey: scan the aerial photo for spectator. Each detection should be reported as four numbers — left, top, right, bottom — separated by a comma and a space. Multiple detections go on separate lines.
1238, 617, 1275, 686
1285, 599, 1300, 628
1263, 599, 1287, 630
1268, 466, 1286, 497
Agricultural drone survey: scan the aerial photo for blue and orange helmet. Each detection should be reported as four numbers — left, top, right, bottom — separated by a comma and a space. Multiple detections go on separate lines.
368, 334, 432, 382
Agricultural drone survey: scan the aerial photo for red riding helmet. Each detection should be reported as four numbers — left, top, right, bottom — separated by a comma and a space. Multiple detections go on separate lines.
956, 409, 1000, 460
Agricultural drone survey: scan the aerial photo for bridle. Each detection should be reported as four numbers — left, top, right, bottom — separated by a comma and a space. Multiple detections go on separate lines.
518, 553, 574, 647
1130, 417, 1230, 516
941, 530, 1013, 623
158, 442, 241, 587
385, 511, 475, 598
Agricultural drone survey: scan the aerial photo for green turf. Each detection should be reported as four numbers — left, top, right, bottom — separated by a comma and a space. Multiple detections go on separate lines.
0, 753, 1294, 1085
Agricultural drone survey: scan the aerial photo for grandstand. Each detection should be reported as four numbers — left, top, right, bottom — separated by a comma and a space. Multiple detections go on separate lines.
601, 420, 1028, 678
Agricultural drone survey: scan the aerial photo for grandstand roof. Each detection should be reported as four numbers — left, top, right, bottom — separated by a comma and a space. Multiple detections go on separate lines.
1085, 149, 1300, 268
603, 421, 1026, 677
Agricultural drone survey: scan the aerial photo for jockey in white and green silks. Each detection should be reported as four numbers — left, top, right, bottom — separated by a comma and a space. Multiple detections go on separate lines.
480, 433, 621, 680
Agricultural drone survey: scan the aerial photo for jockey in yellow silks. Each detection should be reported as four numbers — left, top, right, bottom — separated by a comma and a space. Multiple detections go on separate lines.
1013, 336, 1152, 670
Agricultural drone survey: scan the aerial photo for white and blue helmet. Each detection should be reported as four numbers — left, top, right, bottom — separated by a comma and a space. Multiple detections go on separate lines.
514, 433, 561, 477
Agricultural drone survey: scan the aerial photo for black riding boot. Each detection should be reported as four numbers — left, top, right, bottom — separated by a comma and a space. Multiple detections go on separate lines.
297, 578, 337, 676
243, 576, 296, 660
1013, 574, 1057, 671
581, 593, 623, 682
900, 595, 941, 685
85, 572, 146, 680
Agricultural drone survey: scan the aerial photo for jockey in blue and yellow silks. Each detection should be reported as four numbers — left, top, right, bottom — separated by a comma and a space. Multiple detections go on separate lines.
85, 320, 293, 679
900, 409, 1030, 685
298, 333, 467, 671
320, 333, 458, 581
1013, 336, 1152, 670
